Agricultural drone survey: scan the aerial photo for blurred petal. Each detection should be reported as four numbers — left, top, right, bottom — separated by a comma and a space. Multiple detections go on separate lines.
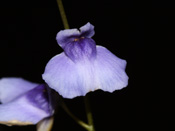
94, 46, 128, 92
0, 84, 53, 126
0, 77, 38, 103
37, 116, 54, 131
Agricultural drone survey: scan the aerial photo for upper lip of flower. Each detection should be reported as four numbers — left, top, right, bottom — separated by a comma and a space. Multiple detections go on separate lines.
56, 22, 95, 48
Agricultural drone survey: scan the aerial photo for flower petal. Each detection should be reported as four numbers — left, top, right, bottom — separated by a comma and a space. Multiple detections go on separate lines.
42, 53, 97, 98
94, 46, 128, 92
56, 22, 95, 48
0, 84, 53, 126
0, 77, 38, 103
80, 22, 95, 38
64, 38, 97, 62
56, 28, 80, 48
42, 46, 128, 98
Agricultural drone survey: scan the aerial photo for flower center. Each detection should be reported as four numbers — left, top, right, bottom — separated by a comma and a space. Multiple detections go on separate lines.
64, 37, 97, 62
74, 37, 85, 42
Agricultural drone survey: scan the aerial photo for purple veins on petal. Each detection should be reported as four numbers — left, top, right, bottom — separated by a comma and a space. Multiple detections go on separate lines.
42, 22, 129, 99
25, 84, 53, 115
64, 38, 97, 62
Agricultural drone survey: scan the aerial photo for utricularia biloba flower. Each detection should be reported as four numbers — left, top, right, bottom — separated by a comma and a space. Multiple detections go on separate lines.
42, 22, 128, 98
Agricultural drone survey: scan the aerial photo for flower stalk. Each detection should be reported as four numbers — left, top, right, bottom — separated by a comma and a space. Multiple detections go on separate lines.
84, 95, 96, 131
60, 98, 91, 130
56, 0, 69, 29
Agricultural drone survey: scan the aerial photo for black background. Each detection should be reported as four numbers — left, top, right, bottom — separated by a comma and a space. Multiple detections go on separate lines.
0, 0, 173, 131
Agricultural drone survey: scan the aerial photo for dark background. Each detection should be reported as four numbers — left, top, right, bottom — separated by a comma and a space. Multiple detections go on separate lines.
0, 0, 173, 130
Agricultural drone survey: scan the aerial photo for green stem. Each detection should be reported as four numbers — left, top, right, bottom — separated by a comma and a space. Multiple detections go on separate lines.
84, 95, 96, 131
56, 0, 69, 29
60, 98, 91, 130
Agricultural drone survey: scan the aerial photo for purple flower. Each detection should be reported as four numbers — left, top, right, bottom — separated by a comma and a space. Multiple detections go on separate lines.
0, 77, 54, 126
42, 23, 128, 99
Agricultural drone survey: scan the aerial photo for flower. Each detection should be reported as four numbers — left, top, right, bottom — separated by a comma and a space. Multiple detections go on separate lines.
42, 22, 128, 99
0, 77, 55, 126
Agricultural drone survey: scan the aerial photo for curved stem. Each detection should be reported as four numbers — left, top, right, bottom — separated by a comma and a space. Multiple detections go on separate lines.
56, 0, 69, 29
60, 98, 91, 130
84, 95, 96, 131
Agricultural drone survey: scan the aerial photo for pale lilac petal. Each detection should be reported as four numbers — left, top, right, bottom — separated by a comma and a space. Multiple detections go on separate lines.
80, 22, 95, 38
94, 46, 128, 92
42, 53, 97, 98
0, 77, 38, 103
0, 84, 53, 126
42, 46, 128, 98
